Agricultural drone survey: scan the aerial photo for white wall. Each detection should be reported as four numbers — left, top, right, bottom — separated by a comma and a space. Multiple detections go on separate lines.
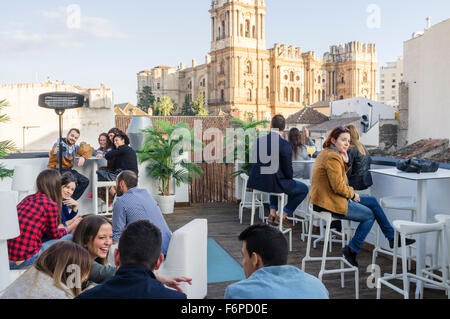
404, 18, 450, 143
331, 97, 396, 128
359, 120, 379, 146
0, 81, 114, 152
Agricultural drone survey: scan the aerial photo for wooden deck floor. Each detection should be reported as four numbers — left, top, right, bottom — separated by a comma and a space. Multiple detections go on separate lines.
165, 203, 447, 299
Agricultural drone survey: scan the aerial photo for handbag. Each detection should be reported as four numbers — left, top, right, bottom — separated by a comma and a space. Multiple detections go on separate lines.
396, 158, 439, 174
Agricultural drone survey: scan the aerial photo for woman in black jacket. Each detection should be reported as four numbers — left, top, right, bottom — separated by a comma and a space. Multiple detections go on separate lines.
346, 125, 373, 191
96, 132, 138, 182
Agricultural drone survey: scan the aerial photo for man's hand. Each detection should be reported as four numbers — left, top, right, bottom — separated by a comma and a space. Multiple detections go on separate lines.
155, 274, 192, 293
77, 157, 86, 167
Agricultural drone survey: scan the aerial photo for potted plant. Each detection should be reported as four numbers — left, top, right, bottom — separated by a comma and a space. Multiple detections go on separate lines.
224, 116, 269, 178
137, 120, 203, 214
0, 99, 15, 180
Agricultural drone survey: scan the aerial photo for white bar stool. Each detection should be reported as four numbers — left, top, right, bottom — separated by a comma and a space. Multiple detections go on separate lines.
251, 190, 292, 251
97, 181, 117, 215
372, 196, 419, 270
301, 206, 359, 299
377, 216, 448, 299
238, 174, 264, 224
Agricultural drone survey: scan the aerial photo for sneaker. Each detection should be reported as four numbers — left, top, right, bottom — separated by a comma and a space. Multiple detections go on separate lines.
330, 220, 342, 232
389, 236, 416, 249
342, 245, 359, 267
275, 215, 293, 228
267, 214, 277, 226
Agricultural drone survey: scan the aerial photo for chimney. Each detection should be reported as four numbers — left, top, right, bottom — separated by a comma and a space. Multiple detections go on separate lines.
426, 16, 431, 29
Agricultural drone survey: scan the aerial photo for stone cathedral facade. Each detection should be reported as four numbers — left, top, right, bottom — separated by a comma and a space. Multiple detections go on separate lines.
138, 0, 378, 120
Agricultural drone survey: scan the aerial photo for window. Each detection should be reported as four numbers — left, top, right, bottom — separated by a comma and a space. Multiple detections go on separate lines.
252, 25, 256, 38
381, 91, 384, 95
381, 80, 385, 83
290, 71, 294, 82
381, 86, 384, 89
247, 89, 252, 101
157, 83, 160, 90
284, 87, 288, 101
381, 74, 385, 78
246, 61, 252, 74
266, 87, 270, 100
318, 75, 321, 84
392, 85, 396, 89
245, 20, 250, 38
220, 89, 225, 102
392, 79, 396, 83
290, 87, 294, 102
296, 88, 300, 102
392, 73, 396, 77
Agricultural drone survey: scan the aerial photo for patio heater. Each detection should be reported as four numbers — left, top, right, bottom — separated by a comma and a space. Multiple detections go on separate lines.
38, 92, 87, 172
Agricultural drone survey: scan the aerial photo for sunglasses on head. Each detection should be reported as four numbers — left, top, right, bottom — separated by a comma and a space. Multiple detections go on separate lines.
337, 126, 350, 132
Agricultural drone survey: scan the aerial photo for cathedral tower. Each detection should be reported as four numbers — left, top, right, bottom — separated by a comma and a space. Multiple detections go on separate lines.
208, 0, 269, 117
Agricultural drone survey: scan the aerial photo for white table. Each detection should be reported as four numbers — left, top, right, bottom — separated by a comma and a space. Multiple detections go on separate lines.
370, 167, 450, 298
77, 157, 107, 216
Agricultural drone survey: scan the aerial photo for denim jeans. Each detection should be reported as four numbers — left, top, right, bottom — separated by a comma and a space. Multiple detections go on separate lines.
270, 180, 309, 215
9, 234, 73, 270
332, 196, 395, 253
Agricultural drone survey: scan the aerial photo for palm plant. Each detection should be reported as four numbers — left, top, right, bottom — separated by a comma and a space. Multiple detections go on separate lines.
0, 99, 15, 180
137, 120, 203, 196
224, 116, 269, 179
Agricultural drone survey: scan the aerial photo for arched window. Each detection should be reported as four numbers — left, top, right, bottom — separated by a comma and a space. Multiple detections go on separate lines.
240, 24, 243, 37
245, 20, 250, 37
246, 60, 252, 74
252, 25, 256, 38
296, 88, 301, 102
221, 20, 226, 38
284, 87, 288, 101
290, 71, 294, 82
290, 87, 294, 102
266, 87, 270, 100
221, 89, 225, 102
318, 75, 321, 84
247, 89, 252, 101
219, 60, 225, 75
322, 90, 326, 101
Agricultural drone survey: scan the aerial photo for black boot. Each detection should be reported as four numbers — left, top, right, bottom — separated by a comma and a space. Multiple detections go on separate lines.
342, 245, 358, 267
389, 236, 416, 249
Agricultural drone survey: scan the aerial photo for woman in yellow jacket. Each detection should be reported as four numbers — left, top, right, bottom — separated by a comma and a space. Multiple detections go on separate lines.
309, 126, 414, 267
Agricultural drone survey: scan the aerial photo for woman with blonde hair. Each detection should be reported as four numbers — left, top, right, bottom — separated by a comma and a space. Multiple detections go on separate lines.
1, 241, 92, 299
309, 126, 415, 267
345, 125, 373, 191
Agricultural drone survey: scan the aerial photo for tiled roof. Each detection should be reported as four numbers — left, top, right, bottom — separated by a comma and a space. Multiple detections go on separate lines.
391, 139, 449, 162
286, 107, 329, 124
307, 116, 361, 132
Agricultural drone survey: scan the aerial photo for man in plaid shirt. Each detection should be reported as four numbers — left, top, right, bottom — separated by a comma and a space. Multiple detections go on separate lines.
8, 185, 77, 270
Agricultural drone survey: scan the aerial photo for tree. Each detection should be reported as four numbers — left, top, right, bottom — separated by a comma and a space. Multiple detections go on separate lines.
0, 99, 15, 180
153, 96, 174, 116
137, 86, 156, 113
180, 95, 194, 116
192, 93, 208, 116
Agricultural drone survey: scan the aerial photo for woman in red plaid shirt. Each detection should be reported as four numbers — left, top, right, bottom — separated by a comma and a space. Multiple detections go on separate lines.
8, 170, 81, 270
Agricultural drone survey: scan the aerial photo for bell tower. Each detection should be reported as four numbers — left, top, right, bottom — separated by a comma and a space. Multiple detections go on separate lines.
210, 0, 266, 52
208, 0, 268, 116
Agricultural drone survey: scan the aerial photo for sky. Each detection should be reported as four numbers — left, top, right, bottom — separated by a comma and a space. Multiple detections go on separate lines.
1, 0, 449, 105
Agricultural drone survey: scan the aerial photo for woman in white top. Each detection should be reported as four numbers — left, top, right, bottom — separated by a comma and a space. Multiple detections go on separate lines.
288, 127, 315, 179
1, 241, 92, 299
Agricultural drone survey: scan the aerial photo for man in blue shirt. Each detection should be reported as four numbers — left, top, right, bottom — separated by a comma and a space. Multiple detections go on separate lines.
112, 170, 172, 255
225, 224, 329, 299
76, 220, 186, 299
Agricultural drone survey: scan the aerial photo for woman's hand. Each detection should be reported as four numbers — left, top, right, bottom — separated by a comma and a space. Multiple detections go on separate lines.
155, 274, 192, 293
67, 215, 83, 233
63, 197, 79, 212
96, 150, 104, 158
340, 151, 349, 164
353, 193, 361, 203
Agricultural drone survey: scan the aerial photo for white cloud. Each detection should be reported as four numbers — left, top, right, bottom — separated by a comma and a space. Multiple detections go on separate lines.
0, 8, 126, 55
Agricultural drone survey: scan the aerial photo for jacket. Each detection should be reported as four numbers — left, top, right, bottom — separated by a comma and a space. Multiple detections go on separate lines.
309, 147, 355, 216
347, 146, 373, 191
48, 138, 90, 170
247, 132, 296, 194
105, 144, 138, 175
75, 264, 186, 299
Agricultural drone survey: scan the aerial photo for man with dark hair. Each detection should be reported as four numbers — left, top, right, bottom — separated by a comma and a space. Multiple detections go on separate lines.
76, 220, 187, 299
248, 115, 309, 227
47, 128, 90, 200
112, 170, 172, 256
225, 224, 329, 299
